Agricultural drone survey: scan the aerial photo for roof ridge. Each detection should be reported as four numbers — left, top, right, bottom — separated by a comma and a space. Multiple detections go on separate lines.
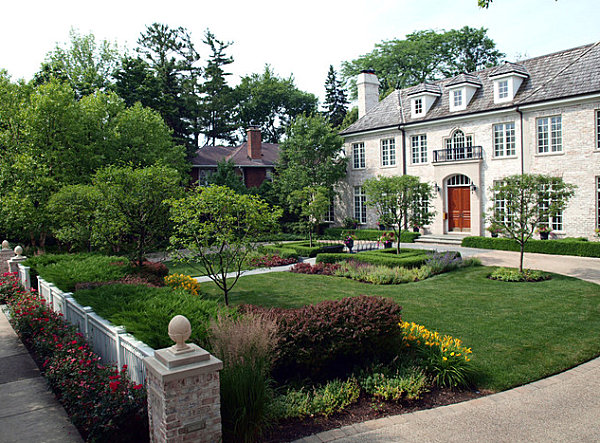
516, 42, 596, 64
519, 41, 600, 102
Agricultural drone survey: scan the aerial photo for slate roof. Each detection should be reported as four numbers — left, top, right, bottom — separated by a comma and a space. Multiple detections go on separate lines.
341, 42, 600, 135
407, 82, 442, 96
190, 143, 279, 167
446, 73, 483, 88
489, 61, 529, 78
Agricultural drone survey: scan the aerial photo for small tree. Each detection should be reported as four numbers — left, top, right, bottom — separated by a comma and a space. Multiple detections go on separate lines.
208, 159, 246, 194
363, 175, 434, 254
288, 186, 330, 247
168, 186, 281, 306
487, 174, 575, 272
92, 164, 182, 265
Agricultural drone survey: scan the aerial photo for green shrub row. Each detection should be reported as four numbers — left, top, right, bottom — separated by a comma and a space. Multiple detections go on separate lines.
257, 245, 299, 260
316, 252, 429, 268
323, 228, 420, 243
462, 236, 600, 258
278, 241, 344, 257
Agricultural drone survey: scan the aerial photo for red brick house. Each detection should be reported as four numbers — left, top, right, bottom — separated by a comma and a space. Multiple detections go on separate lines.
190, 128, 279, 188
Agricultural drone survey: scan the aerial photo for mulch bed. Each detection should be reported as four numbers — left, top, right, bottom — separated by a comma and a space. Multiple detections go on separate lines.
262, 387, 490, 442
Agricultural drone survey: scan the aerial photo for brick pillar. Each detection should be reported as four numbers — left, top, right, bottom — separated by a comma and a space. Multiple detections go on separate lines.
7, 246, 26, 274
0, 241, 13, 274
144, 315, 223, 443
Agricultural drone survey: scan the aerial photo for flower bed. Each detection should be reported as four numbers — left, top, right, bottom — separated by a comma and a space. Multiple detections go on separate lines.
0, 272, 147, 442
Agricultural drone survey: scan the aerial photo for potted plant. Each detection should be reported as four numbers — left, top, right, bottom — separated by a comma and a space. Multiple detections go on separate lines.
378, 231, 395, 249
536, 225, 552, 240
342, 233, 356, 253
377, 221, 386, 231
343, 217, 358, 229
412, 223, 421, 233
487, 223, 503, 238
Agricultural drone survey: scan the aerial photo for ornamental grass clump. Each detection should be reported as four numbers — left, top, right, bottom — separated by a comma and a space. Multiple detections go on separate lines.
489, 267, 551, 282
164, 273, 201, 295
400, 321, 476, 388
209, 313, 279, 443
334, 260, 432, 284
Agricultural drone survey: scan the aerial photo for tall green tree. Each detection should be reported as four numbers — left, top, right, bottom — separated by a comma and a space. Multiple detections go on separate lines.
363, 175, 435, 254
208, 159, 246, 194
234, 66, 318, 143
168, 186, 281, 306
341, 27, 504, 98
199, 30, 236, 146
322, 65, 348, 128
288, 186, 330, 247
487, 174, 575, 272
93, 164, 182, 265
34, 28, 120, 98
275, 114, 347, 199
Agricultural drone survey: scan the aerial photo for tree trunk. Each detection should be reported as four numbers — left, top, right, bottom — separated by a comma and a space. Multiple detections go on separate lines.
519, 244, 525, 273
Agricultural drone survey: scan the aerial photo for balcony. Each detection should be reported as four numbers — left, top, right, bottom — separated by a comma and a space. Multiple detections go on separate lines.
433, 146, 483, 163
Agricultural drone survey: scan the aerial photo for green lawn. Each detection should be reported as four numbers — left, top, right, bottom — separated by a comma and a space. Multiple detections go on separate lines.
202, 266, 600, 391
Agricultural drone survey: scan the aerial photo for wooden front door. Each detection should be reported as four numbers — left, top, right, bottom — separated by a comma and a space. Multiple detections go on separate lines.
448, 186, 471, 231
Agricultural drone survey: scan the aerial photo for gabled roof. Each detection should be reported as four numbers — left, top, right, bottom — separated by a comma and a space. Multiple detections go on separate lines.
190, 143, 279, 167
489, 61, 529, 78
341, 42, 600, 135
407, 82, 442, 96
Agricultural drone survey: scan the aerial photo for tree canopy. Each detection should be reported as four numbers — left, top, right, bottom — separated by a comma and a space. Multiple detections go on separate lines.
341, 27, 504, 98
322, 65, 349, 128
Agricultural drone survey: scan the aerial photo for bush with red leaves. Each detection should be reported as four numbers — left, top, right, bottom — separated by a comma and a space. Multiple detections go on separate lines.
248, 254, 298, 268
129, 261, 168, 287
240, 295, 403, 381
290, 262, 340, 275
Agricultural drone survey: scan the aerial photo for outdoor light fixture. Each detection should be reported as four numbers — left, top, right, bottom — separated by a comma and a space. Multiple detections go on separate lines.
434, 182, 440, 193
470, 183, 477, 193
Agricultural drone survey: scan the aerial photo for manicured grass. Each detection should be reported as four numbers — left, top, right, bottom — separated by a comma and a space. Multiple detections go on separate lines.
201, 266, 600, 391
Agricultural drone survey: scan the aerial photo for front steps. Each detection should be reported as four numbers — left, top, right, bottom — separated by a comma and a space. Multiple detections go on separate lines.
414, 234, 468, 246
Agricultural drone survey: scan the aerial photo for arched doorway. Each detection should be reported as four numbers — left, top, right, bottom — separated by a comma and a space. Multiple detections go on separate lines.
446, 174, 471, 232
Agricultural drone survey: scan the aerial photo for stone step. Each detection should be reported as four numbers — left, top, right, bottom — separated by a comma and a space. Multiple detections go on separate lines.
414, 235, 466, 245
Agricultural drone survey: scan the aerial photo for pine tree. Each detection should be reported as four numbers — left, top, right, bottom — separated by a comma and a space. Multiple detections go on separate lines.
322, 65, 349, 129
199, 30, 236, 146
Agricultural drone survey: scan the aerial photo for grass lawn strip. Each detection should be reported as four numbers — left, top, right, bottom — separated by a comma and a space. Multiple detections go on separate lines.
199, 266, 600, 392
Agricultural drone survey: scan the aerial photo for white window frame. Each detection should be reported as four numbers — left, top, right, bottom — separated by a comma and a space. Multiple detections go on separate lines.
380, 138, 396, 167
413, 97, 423, 115
539, 184, 564, 232
497, 80, 509, 99
353, 186, 366, 224
410, 134, 428, 164
493, 122, 516, 157
493, 180, 512, 226
352, 142, 365, 169
596, 176, 600, 230
596, 110, 600, 150
324, 197, 335, 223
453, 90, 463, 108
537, 116, 562, 153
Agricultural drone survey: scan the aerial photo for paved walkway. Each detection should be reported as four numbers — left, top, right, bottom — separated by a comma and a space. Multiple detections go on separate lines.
0, 307, 82, 443
294, 244, 600, 443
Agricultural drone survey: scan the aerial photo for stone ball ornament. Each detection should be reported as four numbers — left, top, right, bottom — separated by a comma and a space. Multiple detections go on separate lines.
14, 246, 23, 258
168, 315, 192, 352
1, 240, 9, 250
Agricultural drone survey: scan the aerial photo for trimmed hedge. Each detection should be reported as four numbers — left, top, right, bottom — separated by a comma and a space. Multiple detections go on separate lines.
257, 245, 299, 260
240, 296, 403, 381
323, 228, 420, 243
316, 252, 430, 268
278, 241, 344, 257
462, 236, 600, 258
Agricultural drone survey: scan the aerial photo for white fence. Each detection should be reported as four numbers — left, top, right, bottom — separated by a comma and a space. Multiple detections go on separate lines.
18, 264, 154, 385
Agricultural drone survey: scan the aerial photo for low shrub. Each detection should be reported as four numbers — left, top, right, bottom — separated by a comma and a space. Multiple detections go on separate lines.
335, 261, 432, 284
74, 284, 229, 349
359, 366, 428, 402
281, 242, 344, 257
0, 271, 20, 303
316, 252, 429, 269
462, 236, 600, 258
210, 314, 279, 443
257, 246, 299, 260
247, 254, 297, 268
400, 321, 476, 388
242, 296, 403, 381
425, 251, 463, 275
4, 277, 147, 442
272, 377, 361, 419
129, 261, 169, 287
290, 262, 340, 275
488, 267, 551, 282
164, 273, 202, 295
322, 228, 421, 243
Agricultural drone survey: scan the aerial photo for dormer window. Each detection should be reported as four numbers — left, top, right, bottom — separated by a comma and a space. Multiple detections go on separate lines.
490, 62, 529, 104
413, 98, 423, 115
446, 73, 482, 112
408, 83, 442, 118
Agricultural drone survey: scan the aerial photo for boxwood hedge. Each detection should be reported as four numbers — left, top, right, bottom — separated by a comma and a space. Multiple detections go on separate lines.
461, 236, 600, 258
322, 228, 420, 243
316, 251, 430, 268
274, 241, 344, 257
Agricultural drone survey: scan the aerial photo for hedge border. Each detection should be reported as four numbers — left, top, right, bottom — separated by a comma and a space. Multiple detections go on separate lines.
322, 228, 420, 243
462, 236, 600, 258
316, 252, 429, 268
276, 242, 345, 258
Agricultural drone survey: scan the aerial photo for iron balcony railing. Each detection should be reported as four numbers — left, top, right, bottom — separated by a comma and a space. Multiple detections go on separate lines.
433, 146, 483, 163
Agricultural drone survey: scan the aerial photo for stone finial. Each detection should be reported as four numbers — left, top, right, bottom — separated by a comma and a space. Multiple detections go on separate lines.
168, 315, 192, 353
14, 246, 23, 258
1, 240, 9, 250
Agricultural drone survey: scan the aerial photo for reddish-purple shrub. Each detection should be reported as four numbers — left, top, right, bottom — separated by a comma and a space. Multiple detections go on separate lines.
130, 261, 168, 286
240, 295, 403, 381
290, 262, 340, 275
248, 254, 298, 268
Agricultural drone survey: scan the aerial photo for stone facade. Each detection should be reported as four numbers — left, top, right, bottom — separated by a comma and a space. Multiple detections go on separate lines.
339, 44, 600, 239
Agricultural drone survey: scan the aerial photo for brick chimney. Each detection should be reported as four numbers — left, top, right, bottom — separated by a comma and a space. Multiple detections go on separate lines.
357, 69, 379, 119
247, 127, 262, 160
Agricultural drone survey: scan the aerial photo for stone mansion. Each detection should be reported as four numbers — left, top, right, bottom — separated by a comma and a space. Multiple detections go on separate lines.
337, 42, 600, 239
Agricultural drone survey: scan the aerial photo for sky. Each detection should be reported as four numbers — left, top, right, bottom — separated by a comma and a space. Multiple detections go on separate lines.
2, 0, 600, 103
